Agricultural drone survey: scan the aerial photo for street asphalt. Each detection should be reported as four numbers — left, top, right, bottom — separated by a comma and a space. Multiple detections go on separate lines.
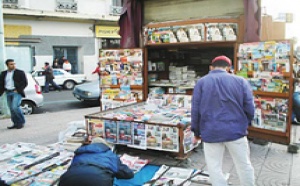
0, 108, 300, 185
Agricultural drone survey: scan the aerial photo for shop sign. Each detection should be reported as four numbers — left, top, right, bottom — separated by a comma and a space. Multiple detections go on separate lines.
95, 26, 120, 38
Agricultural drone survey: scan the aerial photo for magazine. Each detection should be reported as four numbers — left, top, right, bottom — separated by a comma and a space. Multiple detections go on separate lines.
104, 120, 117, 143
252, 97, 288, 132
117, 121, 132, 145
87, 119, 104, 137
161, 126, 179, 152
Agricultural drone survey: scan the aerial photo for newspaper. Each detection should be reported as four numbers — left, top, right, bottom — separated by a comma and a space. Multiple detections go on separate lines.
120, 153, 149, 173
104, 120, 117, 143
128, 122, 147, 149
118, 121, 132, 145
190, 170, 230, 185
146, 125, 162, 150
144, 165, 194, 186
161, 126, 179, 152
183, 126, 200, 153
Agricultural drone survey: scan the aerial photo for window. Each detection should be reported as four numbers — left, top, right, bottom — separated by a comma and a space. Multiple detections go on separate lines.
110, 0, 123, 15
56, 0, 77, 13
53, 70, 64, 76
101, 39, 120, 49
112, 0, 123, 7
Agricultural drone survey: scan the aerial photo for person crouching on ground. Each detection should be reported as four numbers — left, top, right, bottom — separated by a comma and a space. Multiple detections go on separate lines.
58, 137, 134, 186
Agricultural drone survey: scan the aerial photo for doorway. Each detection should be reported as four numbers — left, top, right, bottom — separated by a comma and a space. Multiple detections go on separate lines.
53, 47, 78, 74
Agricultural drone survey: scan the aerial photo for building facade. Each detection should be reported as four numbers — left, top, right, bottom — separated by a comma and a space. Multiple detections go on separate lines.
3, 0, 122, 80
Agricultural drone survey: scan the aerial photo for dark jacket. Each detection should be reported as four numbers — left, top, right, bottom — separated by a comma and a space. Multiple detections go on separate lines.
44, 66, 54, 82
191, 69, 254, 143
59, 143, 134, 186
0, 69, 28, 97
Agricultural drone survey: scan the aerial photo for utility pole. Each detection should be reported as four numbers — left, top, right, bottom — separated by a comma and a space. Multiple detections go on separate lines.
0, 1, 9, 117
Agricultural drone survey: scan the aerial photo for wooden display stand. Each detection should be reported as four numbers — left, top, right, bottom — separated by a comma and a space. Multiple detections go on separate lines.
98, 49, 145, 111
85, 99, 197, 159
143, 17, 244, 97
236, 40, 293, 145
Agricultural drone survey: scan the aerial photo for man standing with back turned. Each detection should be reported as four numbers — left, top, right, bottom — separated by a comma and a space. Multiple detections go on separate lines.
191, 55, 255, 186
0, 59, 28, 129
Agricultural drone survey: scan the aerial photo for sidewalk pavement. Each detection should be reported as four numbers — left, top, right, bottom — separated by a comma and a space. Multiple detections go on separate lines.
1, 108, 300, 186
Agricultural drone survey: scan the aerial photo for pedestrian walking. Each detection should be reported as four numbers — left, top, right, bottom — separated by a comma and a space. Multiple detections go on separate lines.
43, 62, 62, 93
0, 59, 28, 129
191, 55, 255, 186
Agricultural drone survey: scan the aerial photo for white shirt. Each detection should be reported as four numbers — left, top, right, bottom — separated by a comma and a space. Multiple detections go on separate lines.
63, 63, 72, 71
5, 70, 15, 90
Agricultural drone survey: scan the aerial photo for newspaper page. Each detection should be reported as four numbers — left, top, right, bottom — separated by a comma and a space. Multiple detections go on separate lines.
104, 120, 117, 143
183, 126, 199, 153
117, 121, 132, 145
144, 165, 194, 186
161, 126, 179, 152
128, 122, 147, 149
191, 170, 230, 185
146, 125, 162, 150
120, 153, 149, 173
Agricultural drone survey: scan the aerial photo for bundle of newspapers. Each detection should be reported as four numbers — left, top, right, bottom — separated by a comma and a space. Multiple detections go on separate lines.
143, 165, 230, 186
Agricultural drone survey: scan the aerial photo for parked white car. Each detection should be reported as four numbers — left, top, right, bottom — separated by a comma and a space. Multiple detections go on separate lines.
32, 69, 87, 90
21, 73, 44, 115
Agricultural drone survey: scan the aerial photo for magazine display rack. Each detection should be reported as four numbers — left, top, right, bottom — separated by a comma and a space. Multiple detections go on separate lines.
85, 94, 198, 159
98, 49, 145, 111
237, 40, 293, 144
143, 17, 243, 97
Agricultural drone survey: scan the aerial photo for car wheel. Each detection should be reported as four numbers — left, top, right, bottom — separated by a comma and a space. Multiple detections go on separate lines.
21, 101, 35, 115
64, 80, 76, 90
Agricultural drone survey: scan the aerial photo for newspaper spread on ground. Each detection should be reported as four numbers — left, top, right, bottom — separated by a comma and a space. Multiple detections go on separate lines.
120, 153, 149, 173
190, 170, 230, 185
144, 165, 194, 186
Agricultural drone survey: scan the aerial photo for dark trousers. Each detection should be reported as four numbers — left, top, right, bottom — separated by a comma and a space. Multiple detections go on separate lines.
44, 79, 61, 92
59, 165, 114, 186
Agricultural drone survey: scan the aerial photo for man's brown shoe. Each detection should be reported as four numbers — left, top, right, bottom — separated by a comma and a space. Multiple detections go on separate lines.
7, 126, 16, 129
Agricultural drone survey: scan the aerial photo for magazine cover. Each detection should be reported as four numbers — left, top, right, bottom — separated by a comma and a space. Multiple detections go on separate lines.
206, 23, 223, 41
161, 127, 179, 152
276, 41, 291, 58
187, 24, 204, 42
104, 120, 117, 143
117, 121, 132, 145
88, 119, 104, 137
264, 41, 276, 59
146, 125, 162, 150
253, 97, 288, 132
129, 122, 146, 149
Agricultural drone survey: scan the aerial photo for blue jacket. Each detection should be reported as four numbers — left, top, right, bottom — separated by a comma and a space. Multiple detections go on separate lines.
59, 143, 133, 186
191, 69, 254, 143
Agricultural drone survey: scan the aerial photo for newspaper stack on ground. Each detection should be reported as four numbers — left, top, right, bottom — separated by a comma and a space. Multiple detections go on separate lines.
143, 165, 194, 186
120, 153, 149, 173
144, 165, 230, 186
189, 170, 230, 185
58, 120, 86, 151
